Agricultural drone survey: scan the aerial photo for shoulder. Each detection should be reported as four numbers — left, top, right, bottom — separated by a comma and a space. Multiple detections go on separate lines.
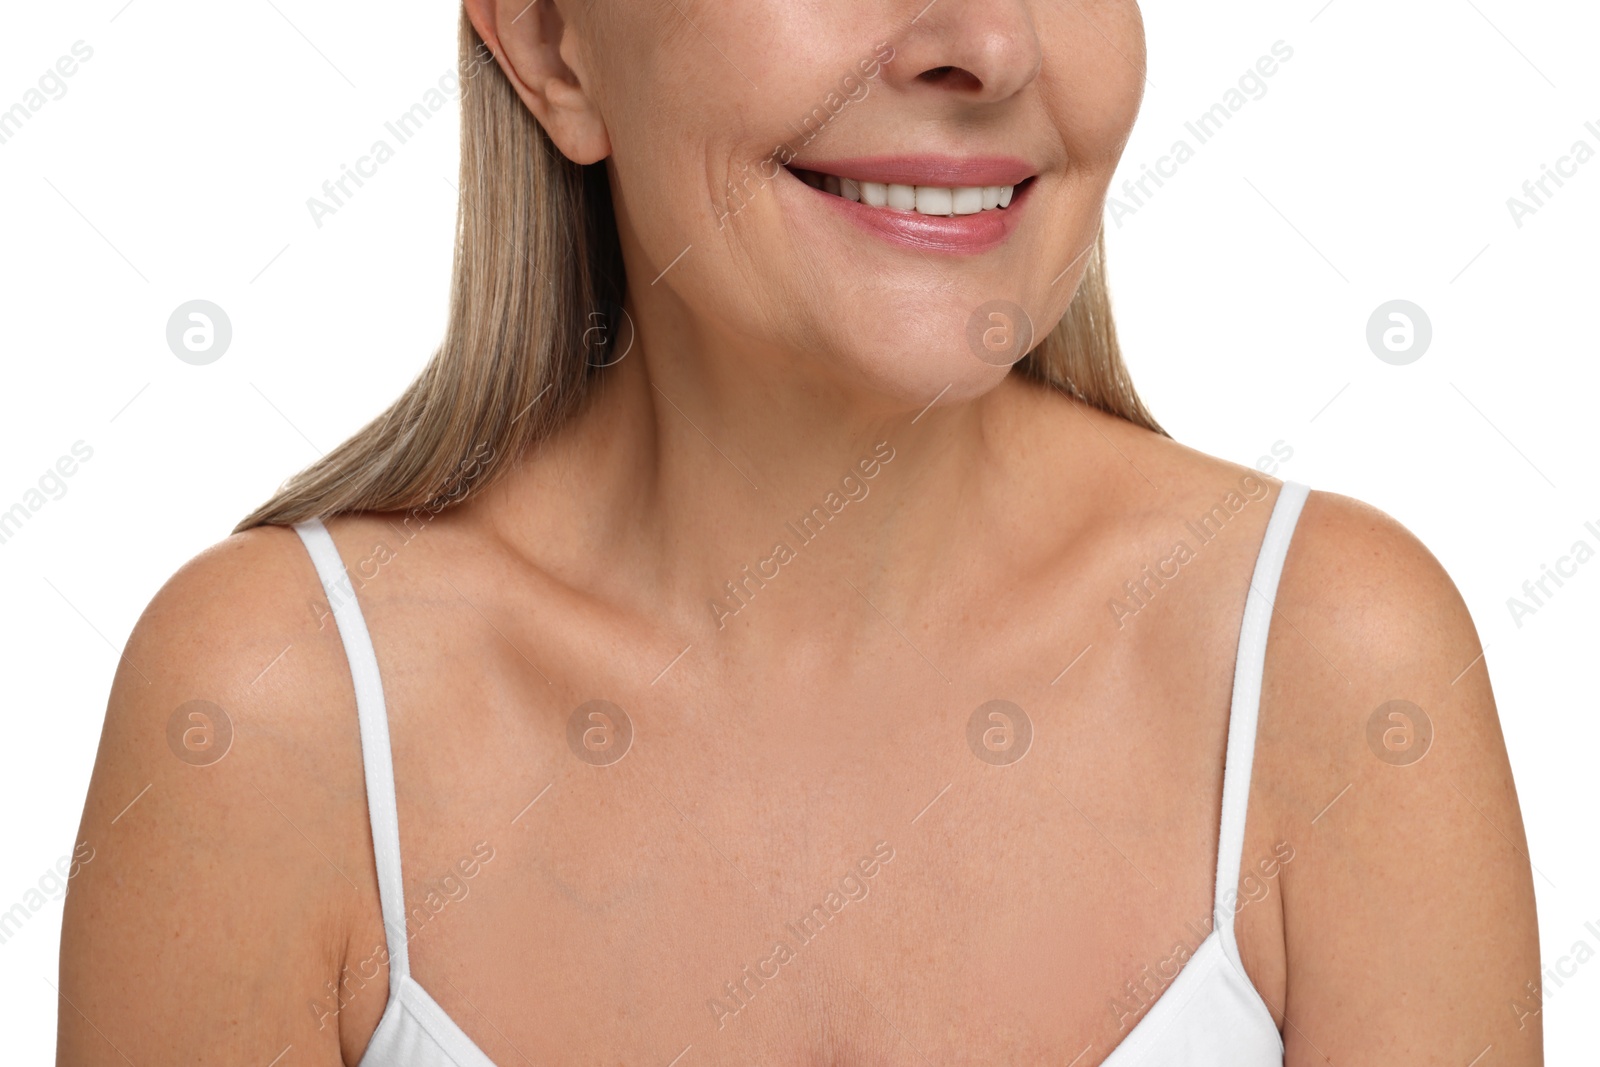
1278, 489, 1470, 654
1042, 393, 1465, 655
137, 521, 328, 651
1251, 490, 1543, 1060
99, 521, 363, 787
1254, 486, 1504, 820
59, 522, 378, 1062
1256, 486, 1498, 817
90, 519, 382, 899
1266, 488, 1487, 741
114, 521, 367, 759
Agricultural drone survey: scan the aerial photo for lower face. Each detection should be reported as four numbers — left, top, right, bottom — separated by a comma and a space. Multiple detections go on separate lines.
591, 0, 1146, 406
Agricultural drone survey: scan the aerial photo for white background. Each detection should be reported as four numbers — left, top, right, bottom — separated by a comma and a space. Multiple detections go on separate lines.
1, 0, 1595, 1061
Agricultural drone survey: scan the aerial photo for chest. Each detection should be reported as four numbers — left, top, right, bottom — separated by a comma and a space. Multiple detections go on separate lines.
363, 651, 1247, 1065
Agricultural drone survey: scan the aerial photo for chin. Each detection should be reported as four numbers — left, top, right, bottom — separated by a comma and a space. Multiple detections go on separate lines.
819, 287, 1043, 412
820, 315, 1022, 411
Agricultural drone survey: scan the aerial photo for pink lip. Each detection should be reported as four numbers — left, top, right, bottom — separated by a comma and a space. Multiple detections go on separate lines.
790, 155, 1035, 188
791, 171, 1035, 255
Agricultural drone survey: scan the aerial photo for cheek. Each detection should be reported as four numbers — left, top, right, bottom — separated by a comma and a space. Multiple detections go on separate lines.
598, 3, 802, 223
599, 10, 891, 331
1038, 3, 1146, 167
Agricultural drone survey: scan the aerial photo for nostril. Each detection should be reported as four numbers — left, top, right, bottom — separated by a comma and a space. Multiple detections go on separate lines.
917, 65, 983, 91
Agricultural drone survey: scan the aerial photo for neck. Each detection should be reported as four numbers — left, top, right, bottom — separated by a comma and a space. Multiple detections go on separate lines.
472, 327, 1095, 644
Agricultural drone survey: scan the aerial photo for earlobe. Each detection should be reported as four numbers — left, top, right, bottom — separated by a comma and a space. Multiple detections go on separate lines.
462, 0, 611, 165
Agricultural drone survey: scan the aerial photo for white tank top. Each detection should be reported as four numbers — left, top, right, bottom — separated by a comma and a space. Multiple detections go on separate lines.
293, 481, 1309, 1066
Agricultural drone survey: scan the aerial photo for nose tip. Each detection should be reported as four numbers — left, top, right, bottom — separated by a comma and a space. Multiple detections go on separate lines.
890, 1, 1043, 103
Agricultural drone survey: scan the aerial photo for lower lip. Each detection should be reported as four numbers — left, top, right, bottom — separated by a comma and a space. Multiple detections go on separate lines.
798, 176, 1034, 255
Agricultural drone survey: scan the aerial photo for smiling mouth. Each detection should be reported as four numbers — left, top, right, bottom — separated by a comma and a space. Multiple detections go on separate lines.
787, 167, 1033, 218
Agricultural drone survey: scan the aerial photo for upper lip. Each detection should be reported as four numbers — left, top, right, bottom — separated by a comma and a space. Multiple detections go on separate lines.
786, 155, 1036, 188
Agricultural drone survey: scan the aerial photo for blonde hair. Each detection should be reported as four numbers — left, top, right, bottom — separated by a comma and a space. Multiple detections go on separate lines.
235, 11, 1163, 533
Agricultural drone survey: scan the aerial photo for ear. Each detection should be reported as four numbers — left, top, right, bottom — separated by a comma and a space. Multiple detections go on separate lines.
463, 0, 610, 165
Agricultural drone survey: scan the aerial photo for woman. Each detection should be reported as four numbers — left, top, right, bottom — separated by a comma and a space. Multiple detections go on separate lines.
59, 2, 1541, 1064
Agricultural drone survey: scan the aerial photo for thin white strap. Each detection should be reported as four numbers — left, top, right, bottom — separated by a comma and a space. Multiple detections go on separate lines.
293, 518, 411, 984
1213, 481, 1310, 968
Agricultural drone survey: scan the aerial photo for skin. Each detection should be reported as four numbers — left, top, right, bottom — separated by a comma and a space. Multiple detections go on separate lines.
59, 1, 1541, 1064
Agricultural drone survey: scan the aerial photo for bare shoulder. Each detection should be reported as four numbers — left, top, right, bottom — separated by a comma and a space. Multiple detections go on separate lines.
1044, 393, 1545, 1059
95, 521, 366, 788
59, 524, 377, 1065
1277, 489, 1472, 653
1265, 489, 1500, 766
1254, 490, 1543, 1064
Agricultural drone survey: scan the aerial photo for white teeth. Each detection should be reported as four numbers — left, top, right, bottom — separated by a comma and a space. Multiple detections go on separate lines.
915, 186, 953, 215
951, 186, 984, 215
797, 169, 1019, 216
